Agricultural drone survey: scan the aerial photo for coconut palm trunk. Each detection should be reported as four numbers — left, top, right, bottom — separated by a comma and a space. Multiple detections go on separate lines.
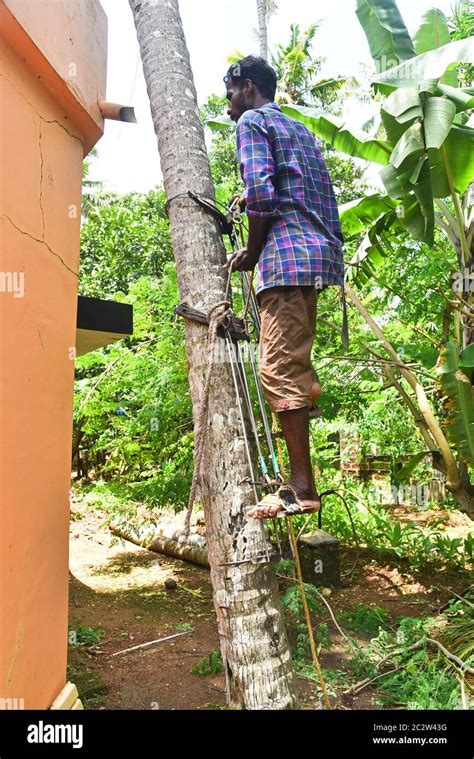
128, 0, 296, 709
256, 0, 269, 61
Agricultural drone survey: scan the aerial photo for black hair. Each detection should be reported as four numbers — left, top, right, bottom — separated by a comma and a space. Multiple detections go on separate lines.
224, 55, 277, 99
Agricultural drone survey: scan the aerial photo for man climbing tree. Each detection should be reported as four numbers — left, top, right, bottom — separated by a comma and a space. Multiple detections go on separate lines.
129, 0, 297, 709
224, 56, 346, 519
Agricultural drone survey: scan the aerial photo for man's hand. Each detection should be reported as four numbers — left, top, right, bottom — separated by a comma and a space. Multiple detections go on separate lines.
230, 193, 246, 212
224, 247, 258, 272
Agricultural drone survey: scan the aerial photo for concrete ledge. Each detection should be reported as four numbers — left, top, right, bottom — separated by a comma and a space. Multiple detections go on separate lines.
50, 681, 83, 710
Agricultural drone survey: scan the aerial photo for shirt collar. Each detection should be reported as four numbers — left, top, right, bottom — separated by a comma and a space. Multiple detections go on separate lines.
258, 101, 281, 112
236, 102, 281, 126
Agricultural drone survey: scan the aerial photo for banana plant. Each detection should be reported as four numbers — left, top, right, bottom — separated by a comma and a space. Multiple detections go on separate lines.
437, 341, 474, 465
282, 1, 474, 348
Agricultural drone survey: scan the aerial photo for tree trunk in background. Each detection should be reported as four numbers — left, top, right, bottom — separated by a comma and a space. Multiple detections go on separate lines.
462, 258, 474, 349
256, 0, 269, 61
128, 0, 296, 709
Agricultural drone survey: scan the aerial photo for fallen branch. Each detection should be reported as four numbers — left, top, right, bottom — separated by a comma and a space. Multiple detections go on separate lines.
343, 666, 405, 696
311, 585, 364, 662
110, 520, 209, 568
343, 637, 474, 697
425, 638, 474, 675
111, 630, 191, 657
437, 585, 474, 612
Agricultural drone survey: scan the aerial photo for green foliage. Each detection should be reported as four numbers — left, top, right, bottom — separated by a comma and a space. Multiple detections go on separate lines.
69, 625, 106, 647
279, 582, 331, 669
436, 589, 474, 667
281, 105, 391, 164
281, 583, 323, 622
191, 649, 223, 676
347, 614, 469, 709
174, 622, 194, 633
74, 264, 194, 511
303, 482, 472, 570
355, 0, 416, 69
200, 94, 241, 194
374, 37, 474, 90
339, 603, 392, 635
272, 23, 352, 108
413, 9, 452, 55
80, 188, 173, 297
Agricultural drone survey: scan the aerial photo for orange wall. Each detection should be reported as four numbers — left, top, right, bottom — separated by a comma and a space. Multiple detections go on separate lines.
3, 0, 107, 133
0, 1, 106, 708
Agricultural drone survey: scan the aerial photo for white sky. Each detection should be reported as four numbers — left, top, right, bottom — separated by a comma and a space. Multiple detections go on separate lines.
91, 0, 455, 194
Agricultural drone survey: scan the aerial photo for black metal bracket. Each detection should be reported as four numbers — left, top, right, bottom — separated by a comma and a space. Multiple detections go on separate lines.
187, 191, 234, 238
174, 302, 250, 342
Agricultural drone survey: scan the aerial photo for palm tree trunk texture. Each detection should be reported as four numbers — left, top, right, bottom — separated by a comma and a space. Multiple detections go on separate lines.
256, 0, 269, 61
128, 0, 296, 709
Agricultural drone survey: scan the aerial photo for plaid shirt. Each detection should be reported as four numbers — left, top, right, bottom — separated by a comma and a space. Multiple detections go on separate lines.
236, 102, 345, 295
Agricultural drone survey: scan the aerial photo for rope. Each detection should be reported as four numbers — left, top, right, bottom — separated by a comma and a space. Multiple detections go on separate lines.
271, 409, 332, 710
287, 520, 332, 710
183, 298, 232, 534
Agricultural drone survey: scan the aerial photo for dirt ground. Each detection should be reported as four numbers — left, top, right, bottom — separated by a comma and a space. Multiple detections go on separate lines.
68, 492, 472, 710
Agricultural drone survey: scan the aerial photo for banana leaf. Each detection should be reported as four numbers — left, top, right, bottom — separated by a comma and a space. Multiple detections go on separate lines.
423, 97, 456, 149
356, 0, 416, 69
437, 83, 474, 113
394, 451, 432, 484
390, 121, 424, 168
428, 124, 474, 197
413, 8, 451, 53
207, 115, 234, 131
339, 193, 398, 237
400, 163, 435, 246
459, 344, 474, 370
346, 209, 399, 285
281, 105, 392, 164
383, 86, 422, 119
373, 37, 474, 90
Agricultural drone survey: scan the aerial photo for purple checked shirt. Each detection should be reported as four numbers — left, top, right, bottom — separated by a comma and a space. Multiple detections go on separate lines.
236, 102, 345, 296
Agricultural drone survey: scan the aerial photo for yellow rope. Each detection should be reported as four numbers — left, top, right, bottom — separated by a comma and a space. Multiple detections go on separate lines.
271, 411, 332, 710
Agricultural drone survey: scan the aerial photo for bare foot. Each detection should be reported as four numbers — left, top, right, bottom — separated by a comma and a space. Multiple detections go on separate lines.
247, 502, 280, 519
248, 482, 320, 520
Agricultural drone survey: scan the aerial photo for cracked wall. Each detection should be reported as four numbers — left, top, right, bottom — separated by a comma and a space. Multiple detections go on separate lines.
0, 5, 106, 709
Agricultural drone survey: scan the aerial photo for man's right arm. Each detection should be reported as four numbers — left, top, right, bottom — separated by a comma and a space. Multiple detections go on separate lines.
226, 115, 279, 271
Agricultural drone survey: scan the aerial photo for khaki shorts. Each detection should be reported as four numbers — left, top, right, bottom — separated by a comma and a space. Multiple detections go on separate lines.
258, 285, 319, 413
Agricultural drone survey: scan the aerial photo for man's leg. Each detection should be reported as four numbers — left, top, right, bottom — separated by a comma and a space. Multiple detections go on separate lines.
279, 407, 319, 503
248, 286, 320, 520
248, 406, 319, 518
